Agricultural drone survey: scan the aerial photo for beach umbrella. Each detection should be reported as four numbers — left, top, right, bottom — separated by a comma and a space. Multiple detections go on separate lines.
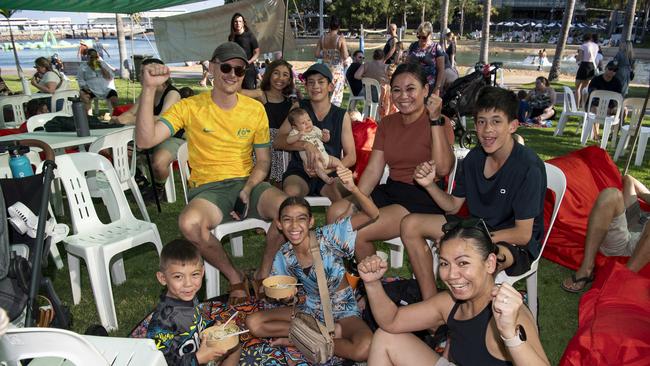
535, 23, 544, 28
1, 9, 29, 94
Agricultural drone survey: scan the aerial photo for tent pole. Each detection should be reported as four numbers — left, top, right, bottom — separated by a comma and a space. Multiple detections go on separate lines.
282, 0, 288, 58
623, 76, 650, 175
5, 15, 28, 94
131, 15, 136, 103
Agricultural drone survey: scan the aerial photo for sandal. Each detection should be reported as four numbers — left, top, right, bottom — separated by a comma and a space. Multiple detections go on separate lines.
228, 272, 251, 305
247, 269, 266, 300
561, 273, 594, 293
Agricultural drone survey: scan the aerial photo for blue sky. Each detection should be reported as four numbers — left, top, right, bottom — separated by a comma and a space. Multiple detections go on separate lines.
16, 0, 224, 23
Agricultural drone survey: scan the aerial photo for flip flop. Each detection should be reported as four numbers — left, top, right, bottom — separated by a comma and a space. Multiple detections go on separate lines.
560, 273, 594, 293
228, 273, 251, 305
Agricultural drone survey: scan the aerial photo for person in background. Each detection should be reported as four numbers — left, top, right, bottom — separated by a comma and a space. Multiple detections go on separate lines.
383, 24, 399, 65
575, 33, 599, 109
31, 57, 64, 94
613, 40, 635, 97
586, 60, 623, 140
50, 53, 65, 73
77, 40, 89, 61
179, 87, 195, 99
517, 90, 529, 124
94, 37, 111, 60
526, 76, 556, 125
444, 28, 457, 69
199, 60, 213, 88
78, 48, 118, 114
595, 46, 605, 74
0, 67, 14, 96
315, 15, 349, 107
240, 59, 298, 187
407, 22, 446, 97
228, 13, 260, 90
111, 58, 182, 199
354, 49, 388, 86
346, 50, 364, 97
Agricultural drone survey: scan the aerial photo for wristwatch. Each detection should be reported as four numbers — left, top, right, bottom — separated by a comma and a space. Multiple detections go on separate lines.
500, 324, 527, 348
430, 117, 445, 126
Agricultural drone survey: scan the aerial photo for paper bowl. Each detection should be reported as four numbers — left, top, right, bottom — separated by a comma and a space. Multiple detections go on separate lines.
263, 275, 298, 299
204, 322, 240, 351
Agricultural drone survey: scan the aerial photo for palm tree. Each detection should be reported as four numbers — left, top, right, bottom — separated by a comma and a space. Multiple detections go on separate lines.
478, 0, 491, 64
440, 0, 450, 43
1, 9, 29, 93
115, 14, 130, 80
622, 0, 638, 42
548, 0, 576, 82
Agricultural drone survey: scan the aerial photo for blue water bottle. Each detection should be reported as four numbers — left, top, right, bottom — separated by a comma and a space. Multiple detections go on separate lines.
9, 150, 33, 178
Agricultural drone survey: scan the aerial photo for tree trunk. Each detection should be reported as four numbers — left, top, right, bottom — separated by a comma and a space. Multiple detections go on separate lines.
622, 0, 638, 41
421, 3, 425, 25
116, 14, 130, 80
440, 0, 449, 43
460, 2, 465, 37
608, 10, 618, 38
548, 0, 576, 82
479, 0, 491, 64
403, 0, 407, 31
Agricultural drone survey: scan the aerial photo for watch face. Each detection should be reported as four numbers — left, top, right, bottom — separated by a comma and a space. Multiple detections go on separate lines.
517, 324, 527, 342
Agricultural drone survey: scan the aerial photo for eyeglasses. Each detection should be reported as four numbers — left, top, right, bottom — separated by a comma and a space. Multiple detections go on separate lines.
442, 218, 491, 238
417, 35, 429, 40
607, 67, 618, 72
216, 62, 247, 77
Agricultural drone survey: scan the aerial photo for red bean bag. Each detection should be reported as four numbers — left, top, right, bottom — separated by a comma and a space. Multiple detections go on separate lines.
0, 122, 28, 136
543, 146, 649, 271
559, 258, 650, 365
111, 104, 133, 117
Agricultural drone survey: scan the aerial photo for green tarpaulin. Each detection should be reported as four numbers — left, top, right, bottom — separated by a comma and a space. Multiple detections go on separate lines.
2, 0, 205, 14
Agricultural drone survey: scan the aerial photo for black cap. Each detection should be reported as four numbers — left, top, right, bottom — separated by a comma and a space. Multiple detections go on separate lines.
606, 60, 619, 70
210, 42, 248, 63
303, 63, 333, 83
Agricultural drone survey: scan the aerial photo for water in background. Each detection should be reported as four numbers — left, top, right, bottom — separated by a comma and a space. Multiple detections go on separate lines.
2, 37, 648, 83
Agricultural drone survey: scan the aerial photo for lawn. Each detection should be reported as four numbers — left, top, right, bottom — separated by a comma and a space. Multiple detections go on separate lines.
3, 75, 649, 365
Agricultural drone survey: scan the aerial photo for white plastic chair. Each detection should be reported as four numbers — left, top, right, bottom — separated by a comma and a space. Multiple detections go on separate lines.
554, 86, 588, 137
163, 161, 177, 203
0, 94, 31, 124
0, 327, 166, 366
56, 152, 163, 330
613, 98, 649, 166
582, 90, 624, 148
26, 111, 71, 132
361, 78, 381, 122
385, 157, 458, 268
494, 163, 567, 320
50, 89, 79, 114
177, 142, 270, 298
88, 126, 150, 222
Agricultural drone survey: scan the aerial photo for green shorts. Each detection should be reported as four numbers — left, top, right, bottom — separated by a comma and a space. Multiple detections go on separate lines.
188, 178, 273, 222
153, 137, 185, 157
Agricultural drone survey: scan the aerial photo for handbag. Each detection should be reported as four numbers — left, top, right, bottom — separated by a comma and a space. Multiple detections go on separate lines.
288, 235, 335, 364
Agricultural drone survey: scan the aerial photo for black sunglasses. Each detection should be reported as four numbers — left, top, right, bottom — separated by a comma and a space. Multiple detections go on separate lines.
216, 62, 247, 77
442, 218, 491, 238
418, 35, 429, 40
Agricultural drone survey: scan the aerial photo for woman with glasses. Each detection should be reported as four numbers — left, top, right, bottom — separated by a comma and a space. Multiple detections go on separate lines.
525, 76, 556, 125
359, 219, 550, 366
31, 57, 65, 94
315, 15, 349, 107
407, 22, 446, 97
228, 13, 260, 90
240, 59, 298, 186
326, 62, 454, 261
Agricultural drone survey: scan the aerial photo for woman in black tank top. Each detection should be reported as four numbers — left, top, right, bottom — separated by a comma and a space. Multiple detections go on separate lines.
357, 219, 550, 366
240, 60, 297, 185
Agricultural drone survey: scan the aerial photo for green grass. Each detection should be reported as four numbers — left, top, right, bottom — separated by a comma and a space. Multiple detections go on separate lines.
4, 75, 649, 365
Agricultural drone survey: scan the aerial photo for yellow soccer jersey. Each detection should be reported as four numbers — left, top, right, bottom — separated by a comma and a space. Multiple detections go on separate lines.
160, 92, 270, 187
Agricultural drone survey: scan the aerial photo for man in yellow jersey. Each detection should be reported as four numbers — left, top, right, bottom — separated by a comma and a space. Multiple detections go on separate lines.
136, 42, 287, 304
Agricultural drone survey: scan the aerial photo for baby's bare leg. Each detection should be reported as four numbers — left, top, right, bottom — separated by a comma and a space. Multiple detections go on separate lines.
326, 155, 343, 169
315, 160, 335, 184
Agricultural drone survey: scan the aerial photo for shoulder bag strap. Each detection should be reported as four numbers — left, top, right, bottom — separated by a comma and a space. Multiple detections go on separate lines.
309, 235, 335, 334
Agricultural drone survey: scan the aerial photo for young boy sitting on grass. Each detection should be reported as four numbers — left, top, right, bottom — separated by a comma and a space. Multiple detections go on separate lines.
146, 239, 240, 366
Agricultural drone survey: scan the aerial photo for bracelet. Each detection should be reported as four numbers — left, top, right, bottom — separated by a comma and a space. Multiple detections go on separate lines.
499, 324, 527, 348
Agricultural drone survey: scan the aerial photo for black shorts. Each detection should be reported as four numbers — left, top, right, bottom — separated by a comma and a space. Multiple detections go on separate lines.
576, 62, 595, 81
82, 88, 118, 99
282, 167, 330, 196
444, 215, 534, 277
530, 107, 556, 120
370, 178, 444, 214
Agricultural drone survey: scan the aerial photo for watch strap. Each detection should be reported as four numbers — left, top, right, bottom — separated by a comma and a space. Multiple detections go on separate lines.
500, 325, 526, 348
430, 117, 445, 126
